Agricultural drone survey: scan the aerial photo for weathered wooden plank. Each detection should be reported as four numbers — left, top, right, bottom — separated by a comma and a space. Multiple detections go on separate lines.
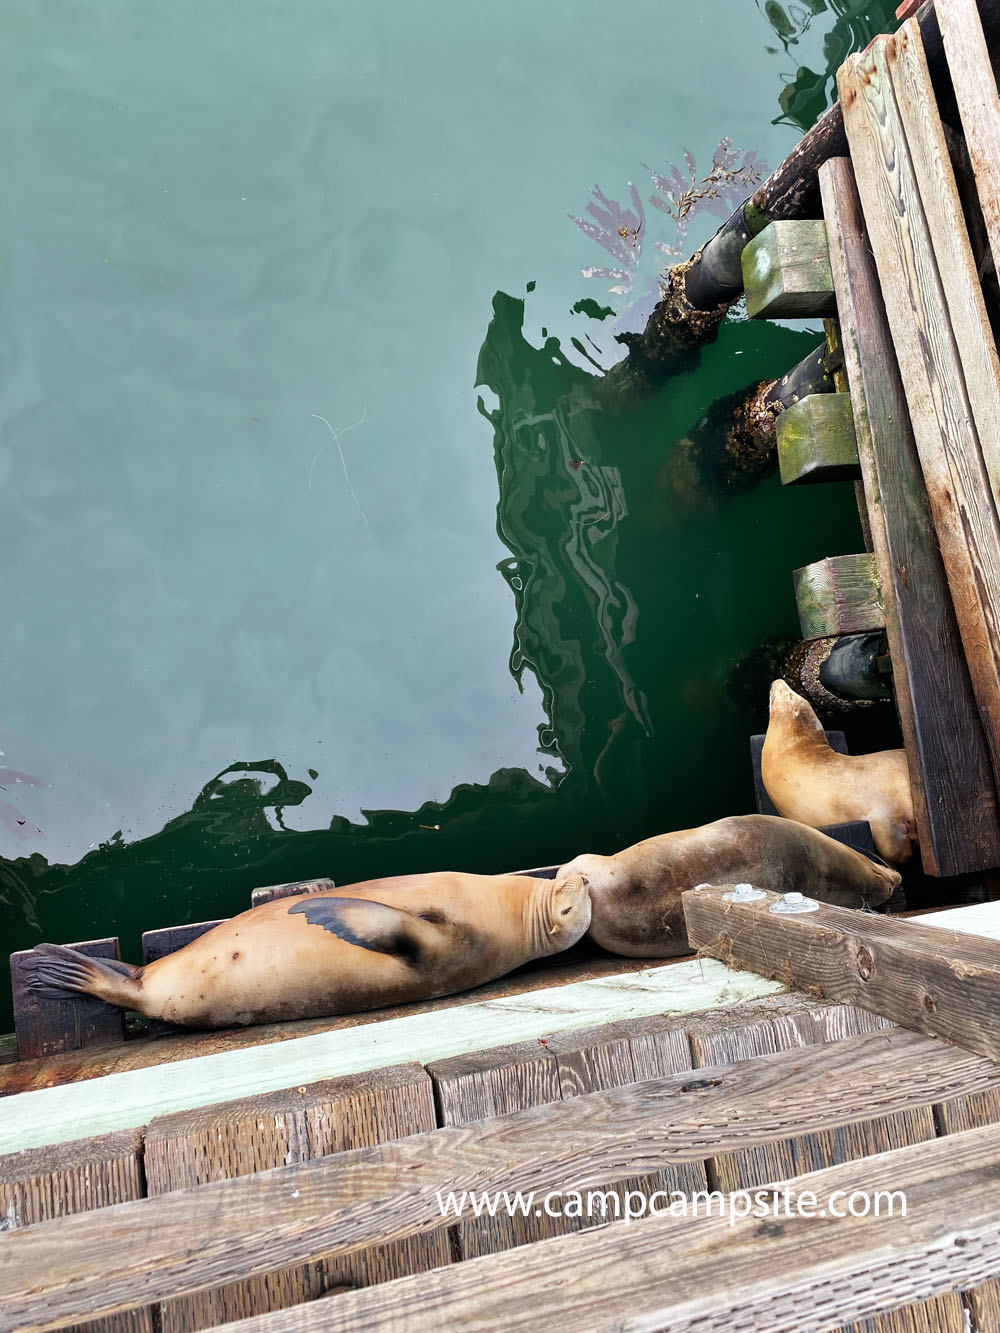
793, 553, 884, 639
935, 1087, 1000, 1331
742, 220, 836, 318
250, 878, 335, 908
889, 21, 1000, 508
819, 154, 1000, 877
4, 1027, 997, 1330
691, 1007, 964, 1333
428, 1041, 563, 1256
10, 938, 125, 1061
545, 1019, 706, 1232
0, 1130, 151, 1333
682, 884, 1000, 1061
141, 921, 223, 965
776, 393, 861, 485
840, 40, 1000, 789
0, 960, 784, 1155
144, 1065, 447, 1331
178, 1122, 1000, 1332
936, 0, 1000, 299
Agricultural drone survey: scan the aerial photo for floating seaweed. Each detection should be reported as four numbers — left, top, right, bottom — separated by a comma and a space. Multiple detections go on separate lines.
569, 139, 765, 298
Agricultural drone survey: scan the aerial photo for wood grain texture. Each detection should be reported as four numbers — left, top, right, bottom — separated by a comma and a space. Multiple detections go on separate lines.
0, 959, 785, 1155
776, 392, 861, 485
0, 1130, 151, 1333
10, 938, 125, 1061
840, 39, 1000, 789
793, 553, 884, 639
683, 884, 1000, 1061
143, 1065, 448, 1331
5, 1026, 998, 1331
889, 21, 1000, 508
934, 1086, 1000, 1331
819, 154, 1000, 877
691, 1007, 964, 1333
936, 0, 1000, 293
742, 220, 836, 318
190, 1122, 1000, 1333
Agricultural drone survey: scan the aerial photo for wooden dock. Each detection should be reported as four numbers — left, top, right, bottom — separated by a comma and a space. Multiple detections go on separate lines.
6, 1, 1000, 1329
742, 0, 1000, 880
4, 900, 1000, 1330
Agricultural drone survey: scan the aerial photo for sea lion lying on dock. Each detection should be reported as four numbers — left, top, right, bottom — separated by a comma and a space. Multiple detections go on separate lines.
762, 679, 916, 864
25, 871, 591, 1029
559, 814, 899, 958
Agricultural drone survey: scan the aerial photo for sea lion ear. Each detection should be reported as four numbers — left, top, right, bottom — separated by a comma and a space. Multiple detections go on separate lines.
287, 896, 447, 964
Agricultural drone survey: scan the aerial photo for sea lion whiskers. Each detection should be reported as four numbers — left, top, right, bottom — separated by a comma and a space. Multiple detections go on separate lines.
526, 875, 591, 954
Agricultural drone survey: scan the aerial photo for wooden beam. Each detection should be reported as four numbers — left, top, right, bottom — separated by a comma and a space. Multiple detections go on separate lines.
741, 221, 836, 318
151, 1122, 1000, 1332
682, 884, 1000, 1062
889, 21, 1000, 511
936, 0, 1000, 298
141, 920, 223, 964
776, 392, 860, 485
0, 1130, 152, 1333
250, 878, 335, 908
689, 1004, 963, 1331
9, 938, 125, 1061
144, 1064, 448, 1329
746, 222, 837, 321
819, 154, 1000, 877
2, 1028, 998, 1331
793, 553, 884, 639
0, 960, 785, 1155
841, 39, 1000, 790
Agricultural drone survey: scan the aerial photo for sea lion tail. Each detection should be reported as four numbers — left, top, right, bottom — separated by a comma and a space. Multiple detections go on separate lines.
24, 943, 141, 1007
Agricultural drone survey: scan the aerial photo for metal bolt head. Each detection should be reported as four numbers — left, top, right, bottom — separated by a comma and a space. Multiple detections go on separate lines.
770, 891, 819, 915
723, 883, 766, 903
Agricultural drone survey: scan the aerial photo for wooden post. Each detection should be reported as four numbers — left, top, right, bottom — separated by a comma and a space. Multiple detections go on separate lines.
682, 884, 1000, 1062
793, 554, 884, 639
251, 877, 335, 908
842, 35, 1000, 793
10, 938, 126, 1062
819, 154, 1000, 877
141, 921, 224, 965
776, 393, 860, 484
742, 221, 835, 318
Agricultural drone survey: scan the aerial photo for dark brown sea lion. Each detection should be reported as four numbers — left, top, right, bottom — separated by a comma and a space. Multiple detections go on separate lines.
558, 814, 899, 958
762, 679, 916, 864
25, 871, 591, 1028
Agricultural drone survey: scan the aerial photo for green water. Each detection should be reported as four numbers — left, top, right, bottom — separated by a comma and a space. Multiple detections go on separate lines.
0, 0, 898, 1030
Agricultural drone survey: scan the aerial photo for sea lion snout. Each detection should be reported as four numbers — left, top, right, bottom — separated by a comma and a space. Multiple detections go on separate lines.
769, 678, 822, 730
543, 875, 592, 947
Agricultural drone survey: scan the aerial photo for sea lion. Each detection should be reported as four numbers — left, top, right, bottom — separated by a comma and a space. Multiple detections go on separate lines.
559, 814, 899, 958
762, 679, 916, 864
25, 871, 591, 1029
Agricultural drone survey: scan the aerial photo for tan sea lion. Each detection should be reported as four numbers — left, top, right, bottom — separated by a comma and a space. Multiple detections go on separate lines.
762, 679, 916, 864
25, 871, 591, 1028
559, 814, 899, 958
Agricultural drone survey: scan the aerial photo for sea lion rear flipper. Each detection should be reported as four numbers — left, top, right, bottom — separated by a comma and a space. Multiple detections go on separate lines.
24, 943, 141, 1007
287, 896, 449, 965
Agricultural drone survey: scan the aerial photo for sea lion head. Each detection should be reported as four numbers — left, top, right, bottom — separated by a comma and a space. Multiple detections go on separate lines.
769, 678, 823, 733
557, 852, 622, 898
528, 874, 591, 955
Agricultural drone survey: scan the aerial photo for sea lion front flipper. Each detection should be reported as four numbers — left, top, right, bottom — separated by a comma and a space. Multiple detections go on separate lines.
286, 896, 450, 966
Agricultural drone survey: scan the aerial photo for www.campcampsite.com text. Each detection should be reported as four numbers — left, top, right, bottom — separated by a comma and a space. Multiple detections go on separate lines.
436, 1186, 907, 1227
